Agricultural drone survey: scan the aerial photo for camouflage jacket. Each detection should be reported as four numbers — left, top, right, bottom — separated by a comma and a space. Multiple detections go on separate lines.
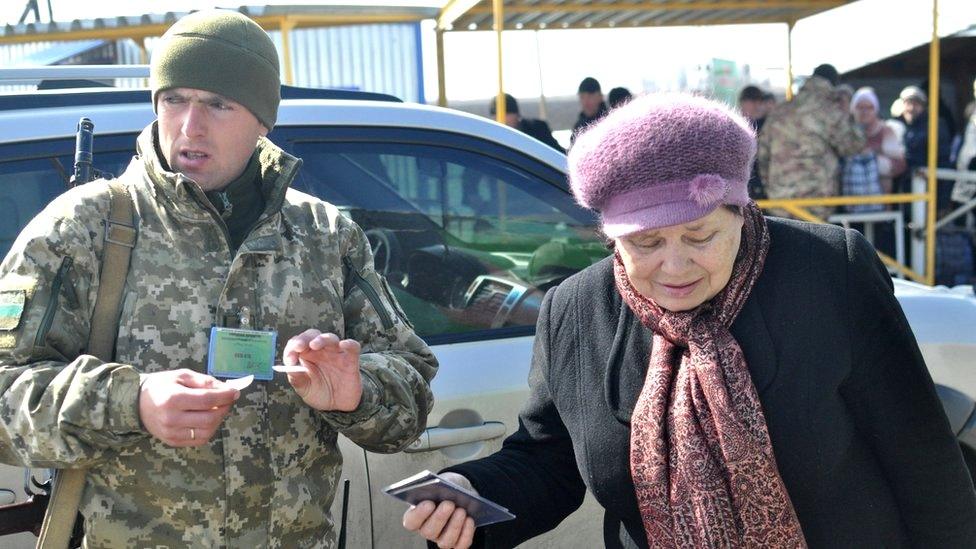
757, 76, 865, 209
0, 124, 438, 548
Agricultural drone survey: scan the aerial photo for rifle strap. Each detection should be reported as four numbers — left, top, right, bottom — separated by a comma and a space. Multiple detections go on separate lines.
36, 180, 136, 549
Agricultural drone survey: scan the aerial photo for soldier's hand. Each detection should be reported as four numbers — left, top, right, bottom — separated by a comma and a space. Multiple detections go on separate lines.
282, 329, 362, 412
402, 473, 477, 549
139, 369, 240, 447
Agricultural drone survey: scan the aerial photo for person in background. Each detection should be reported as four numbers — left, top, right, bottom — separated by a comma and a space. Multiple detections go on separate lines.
571, 77, 608, 145
757, 63, 865, 218
402, 92, 976, 549
761, 90, 777, 120
843, 87, 906, 258
956, 76, 976, 178
738, 85, 767, 131
489, 93, 564, 153
901, 85, 951, 173
608, 87, 633, 109
849, 86, 906, 198
900, 85, 953, 209
739, 85, 768, 199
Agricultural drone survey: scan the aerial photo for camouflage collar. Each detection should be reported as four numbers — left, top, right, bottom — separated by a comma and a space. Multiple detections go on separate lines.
134, 123, 302, 225
799, 76, 834, 102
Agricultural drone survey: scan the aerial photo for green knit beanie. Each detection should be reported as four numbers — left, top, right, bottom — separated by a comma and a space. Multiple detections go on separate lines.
150, 9, 281, 129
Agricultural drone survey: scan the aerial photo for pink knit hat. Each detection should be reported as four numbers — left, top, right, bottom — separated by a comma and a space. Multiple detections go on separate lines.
568, 93, 756, 238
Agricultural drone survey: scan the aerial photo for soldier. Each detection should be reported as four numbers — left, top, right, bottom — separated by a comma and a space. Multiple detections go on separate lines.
0, 9, 437, 547
757, 64, 865, 218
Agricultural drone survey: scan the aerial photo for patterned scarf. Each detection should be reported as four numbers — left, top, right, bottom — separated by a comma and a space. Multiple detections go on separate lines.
615, 204, 807, 548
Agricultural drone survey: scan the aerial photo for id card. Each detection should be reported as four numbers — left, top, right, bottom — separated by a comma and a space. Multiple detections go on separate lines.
207, 327, 276, 381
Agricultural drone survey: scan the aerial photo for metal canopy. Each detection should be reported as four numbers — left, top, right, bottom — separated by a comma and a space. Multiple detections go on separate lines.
435, 0, 854, 119
0, 4, 439, 45
0, 5, 439, 86
438, 0, 851, 32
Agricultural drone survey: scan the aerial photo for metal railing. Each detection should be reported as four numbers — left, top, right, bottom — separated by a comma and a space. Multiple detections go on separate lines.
756, 168, 976, 285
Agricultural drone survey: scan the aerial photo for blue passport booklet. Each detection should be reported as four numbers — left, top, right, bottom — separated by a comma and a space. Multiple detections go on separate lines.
383, 470, 516, 527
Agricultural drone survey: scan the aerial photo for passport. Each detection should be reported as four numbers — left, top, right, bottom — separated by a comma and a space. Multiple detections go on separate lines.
383, 470, 516, 527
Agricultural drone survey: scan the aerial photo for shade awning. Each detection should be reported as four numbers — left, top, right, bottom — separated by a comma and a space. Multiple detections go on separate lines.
439, 0, 852, 31
0, 4, 440, 45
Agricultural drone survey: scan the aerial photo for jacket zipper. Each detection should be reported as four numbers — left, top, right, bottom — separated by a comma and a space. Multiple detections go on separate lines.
34, 256, 73, 348
342, 256, 393, 331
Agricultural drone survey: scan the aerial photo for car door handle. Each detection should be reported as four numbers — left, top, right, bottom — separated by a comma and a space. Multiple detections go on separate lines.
404, 422, 507, 453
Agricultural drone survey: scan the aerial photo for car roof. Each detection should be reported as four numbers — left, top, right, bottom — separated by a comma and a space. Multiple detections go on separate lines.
0, 88, 568, 173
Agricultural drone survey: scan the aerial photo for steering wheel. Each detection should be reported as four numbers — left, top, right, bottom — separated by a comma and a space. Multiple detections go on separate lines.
364, 228, 402, 276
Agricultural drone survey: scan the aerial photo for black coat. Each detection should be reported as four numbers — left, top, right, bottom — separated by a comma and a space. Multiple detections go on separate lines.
447, 218, 976, 548
570, 103, 609, 145
518, 118, 564, 154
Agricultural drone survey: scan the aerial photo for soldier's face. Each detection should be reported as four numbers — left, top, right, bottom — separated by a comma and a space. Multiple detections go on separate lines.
615, 206, 744, 312
157, 88, 268, 191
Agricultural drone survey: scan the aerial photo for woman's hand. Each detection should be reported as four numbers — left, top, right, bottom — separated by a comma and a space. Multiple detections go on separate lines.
402, 472, 478, 548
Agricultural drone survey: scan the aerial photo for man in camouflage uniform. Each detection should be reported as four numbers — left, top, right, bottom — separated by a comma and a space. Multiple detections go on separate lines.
0, 10, 437, 547
757, 64, 865, 218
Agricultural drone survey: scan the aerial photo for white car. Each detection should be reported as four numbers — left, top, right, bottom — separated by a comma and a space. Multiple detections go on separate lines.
0, 80, 973, 548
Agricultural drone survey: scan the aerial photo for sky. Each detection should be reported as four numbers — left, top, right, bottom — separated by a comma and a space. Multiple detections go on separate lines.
2, 0, 975, 101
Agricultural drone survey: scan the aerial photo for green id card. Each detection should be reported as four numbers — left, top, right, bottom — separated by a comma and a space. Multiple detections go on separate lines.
207, 327, 276, 381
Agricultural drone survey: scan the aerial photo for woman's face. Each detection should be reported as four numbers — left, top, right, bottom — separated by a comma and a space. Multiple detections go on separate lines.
854, 98, 878, 126
616, 207, 744, 312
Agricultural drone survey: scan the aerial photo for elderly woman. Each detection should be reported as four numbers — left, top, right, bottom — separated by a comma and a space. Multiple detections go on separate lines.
403, 94, 976, 548
848, 87, 906, 200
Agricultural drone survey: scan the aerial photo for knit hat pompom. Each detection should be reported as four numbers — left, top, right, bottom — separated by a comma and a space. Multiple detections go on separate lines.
568, 93, 756, 237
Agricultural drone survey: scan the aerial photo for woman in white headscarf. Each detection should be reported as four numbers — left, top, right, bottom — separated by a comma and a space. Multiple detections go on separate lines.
850, 87, 906, 197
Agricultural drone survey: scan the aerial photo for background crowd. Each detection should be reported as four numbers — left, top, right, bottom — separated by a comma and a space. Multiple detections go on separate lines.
490, 67, 976, 286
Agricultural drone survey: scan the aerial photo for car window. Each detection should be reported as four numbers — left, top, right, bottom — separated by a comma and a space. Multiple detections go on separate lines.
0, 136, 136, 259
290, 140, 610, 342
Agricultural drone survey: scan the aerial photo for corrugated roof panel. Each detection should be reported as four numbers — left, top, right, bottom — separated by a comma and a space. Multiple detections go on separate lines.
0, 19, 423, 102
447, 0, 853, 31
5, 39, 103, 66
0, 5, 436, 43
277, 23, 423, 103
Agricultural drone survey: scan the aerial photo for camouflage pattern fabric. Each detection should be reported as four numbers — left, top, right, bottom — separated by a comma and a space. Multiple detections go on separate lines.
757, 76, 866, 218
0, 123, 438, 548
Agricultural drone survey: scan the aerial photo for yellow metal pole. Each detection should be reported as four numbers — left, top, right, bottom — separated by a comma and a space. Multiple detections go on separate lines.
137, 38, 150, 87
494, 0, 505, 124
785, 20, 794, 101
436, 29, 447, 107
925, 0, 939, 285
535, 30, 549, 121
280, 17, 295, 86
